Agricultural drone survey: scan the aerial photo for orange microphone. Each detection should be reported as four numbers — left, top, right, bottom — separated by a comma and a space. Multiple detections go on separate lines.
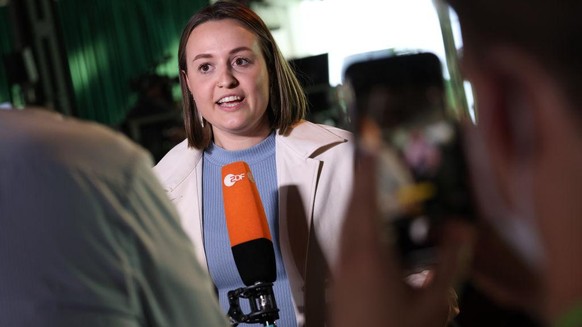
222, 161, 276, 286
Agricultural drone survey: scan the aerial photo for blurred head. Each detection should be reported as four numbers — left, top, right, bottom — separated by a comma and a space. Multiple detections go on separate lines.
178, 0, 307, 149
447, 0, 582, 319
445, 0, 582, 225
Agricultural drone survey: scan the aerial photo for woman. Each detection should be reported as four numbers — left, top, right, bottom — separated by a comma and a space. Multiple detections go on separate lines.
153, 1, 354, 326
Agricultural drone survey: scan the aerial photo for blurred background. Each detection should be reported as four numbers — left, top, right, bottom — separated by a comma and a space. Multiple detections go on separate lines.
0, 0, 470, 162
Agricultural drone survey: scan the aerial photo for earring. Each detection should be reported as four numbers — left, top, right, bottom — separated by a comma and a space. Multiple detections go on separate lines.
199, 113, 205, 128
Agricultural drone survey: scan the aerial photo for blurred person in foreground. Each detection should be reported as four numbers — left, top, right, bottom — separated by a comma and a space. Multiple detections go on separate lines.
0, 108, 229, 327
332, 0, 582, 326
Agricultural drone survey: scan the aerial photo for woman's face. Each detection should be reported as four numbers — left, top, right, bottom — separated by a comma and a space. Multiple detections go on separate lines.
183, 19, 271, 149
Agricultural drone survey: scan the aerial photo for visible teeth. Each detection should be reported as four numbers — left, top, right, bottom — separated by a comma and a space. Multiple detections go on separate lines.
218, 95, 241, 103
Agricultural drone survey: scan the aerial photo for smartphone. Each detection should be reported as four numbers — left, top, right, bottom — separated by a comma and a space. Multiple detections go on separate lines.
343, 51, 475, 273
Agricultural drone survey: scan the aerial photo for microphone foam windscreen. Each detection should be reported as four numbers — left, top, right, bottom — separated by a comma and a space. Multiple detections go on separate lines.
222, 161, 276, 285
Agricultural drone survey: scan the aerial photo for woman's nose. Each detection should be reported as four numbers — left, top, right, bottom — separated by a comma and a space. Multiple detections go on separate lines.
216, 68, 238, 88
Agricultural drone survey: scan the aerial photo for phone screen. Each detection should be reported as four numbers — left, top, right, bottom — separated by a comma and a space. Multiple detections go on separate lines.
343, 51, 474, 272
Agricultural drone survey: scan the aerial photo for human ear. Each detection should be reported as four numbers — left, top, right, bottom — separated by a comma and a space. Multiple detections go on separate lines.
471, 49, 539, 162
181, 69, 194, 96
461, 54, 512, 206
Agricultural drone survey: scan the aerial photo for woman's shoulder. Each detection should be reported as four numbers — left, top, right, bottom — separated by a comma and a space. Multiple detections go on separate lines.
277, 120, 354, 158
153, 139, 202, 190
287, 120, 353, 142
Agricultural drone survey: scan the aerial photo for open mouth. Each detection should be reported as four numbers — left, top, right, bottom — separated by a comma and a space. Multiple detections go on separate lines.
217, 95, 244, 107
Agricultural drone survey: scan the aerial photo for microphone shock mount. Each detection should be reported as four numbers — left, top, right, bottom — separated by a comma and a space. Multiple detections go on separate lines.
227, 282, 279, 326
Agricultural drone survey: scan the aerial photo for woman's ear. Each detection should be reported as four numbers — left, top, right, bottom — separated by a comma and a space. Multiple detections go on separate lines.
181, 70, 194, 96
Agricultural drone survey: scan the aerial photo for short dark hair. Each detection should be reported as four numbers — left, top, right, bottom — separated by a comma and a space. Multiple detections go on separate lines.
177, 0, 307, 149
447, 0, 582, 109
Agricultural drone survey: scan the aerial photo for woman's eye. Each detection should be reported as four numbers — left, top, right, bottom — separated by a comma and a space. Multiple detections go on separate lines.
233, 58, 250, 66
198, 63, 212, 73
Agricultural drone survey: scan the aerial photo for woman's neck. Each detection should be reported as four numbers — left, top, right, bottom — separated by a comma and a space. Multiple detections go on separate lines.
212, 122, 272, 151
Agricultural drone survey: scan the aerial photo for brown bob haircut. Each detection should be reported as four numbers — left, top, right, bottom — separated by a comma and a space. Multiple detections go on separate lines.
178, 0, 308, 149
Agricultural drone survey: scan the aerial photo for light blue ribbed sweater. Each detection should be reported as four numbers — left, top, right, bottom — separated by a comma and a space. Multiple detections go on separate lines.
203, 132, 297, 326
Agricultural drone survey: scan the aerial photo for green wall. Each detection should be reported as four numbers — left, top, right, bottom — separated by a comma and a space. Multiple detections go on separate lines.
56, 0, 207, 126
0, 7, 14, 106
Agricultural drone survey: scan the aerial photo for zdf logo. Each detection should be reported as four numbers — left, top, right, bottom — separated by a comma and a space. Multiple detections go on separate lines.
223, 170, 256, 187
224, 173, 245, 187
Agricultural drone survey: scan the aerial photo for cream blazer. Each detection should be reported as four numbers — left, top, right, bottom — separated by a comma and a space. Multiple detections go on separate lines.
154, 120, 354, 326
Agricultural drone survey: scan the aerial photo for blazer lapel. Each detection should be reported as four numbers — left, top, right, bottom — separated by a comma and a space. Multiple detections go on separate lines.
275, 121, 347, 281
164, 150, 207, 269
